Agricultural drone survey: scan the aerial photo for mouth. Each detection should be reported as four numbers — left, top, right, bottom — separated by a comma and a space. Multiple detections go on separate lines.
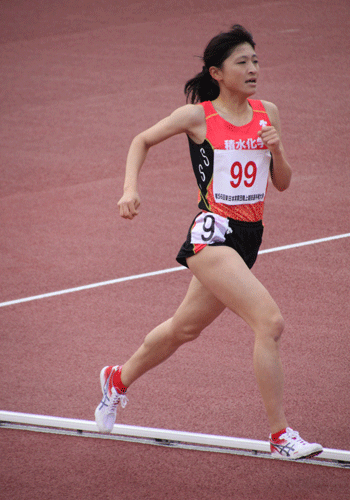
245, 78, 257, 84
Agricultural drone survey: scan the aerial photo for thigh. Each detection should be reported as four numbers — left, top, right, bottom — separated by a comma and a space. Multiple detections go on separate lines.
172, 275, 226, 332
187, 245, 281, 333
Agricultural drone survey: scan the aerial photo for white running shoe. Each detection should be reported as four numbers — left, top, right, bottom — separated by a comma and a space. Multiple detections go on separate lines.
95, 365, 128, 433
270, 427, 323, 460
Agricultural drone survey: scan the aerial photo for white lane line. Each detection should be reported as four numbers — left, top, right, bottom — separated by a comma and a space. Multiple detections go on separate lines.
259, 233, 350, 254
1, 232, 349, 308
0, 266, 185, 308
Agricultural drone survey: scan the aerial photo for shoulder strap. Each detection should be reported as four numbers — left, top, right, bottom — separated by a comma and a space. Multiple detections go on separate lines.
200, 101, 218, 120
248, 99, 267, 113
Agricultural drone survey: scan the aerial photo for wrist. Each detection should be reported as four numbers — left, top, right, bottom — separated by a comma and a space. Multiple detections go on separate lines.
270, 145, 283, 158
123, 184, 138, 193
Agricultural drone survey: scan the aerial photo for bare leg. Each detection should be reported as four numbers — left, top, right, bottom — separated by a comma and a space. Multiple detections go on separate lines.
121, 276, 225, 387
187, 245, 288, 434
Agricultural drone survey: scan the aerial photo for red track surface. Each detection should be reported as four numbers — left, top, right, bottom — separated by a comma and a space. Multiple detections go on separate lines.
1, 1, 349, 498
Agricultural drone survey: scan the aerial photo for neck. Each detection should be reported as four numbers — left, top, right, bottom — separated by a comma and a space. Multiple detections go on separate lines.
213, 92, 251, 115
211, 93, 253, 126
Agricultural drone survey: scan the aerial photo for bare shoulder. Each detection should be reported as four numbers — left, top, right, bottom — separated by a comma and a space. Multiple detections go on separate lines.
261, 100, 279, 117
137, 103, 206, 148
261, 100, 280, 124
166, 103, 206, 142
169, 103, 205, 129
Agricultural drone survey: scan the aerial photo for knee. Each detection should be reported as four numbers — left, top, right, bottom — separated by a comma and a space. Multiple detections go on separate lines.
257, 310, 285, 343
270, 312, 285, 341
170, 317, 203, 344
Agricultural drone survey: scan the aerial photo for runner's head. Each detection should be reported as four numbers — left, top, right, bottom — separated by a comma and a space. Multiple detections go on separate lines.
184, 25, 256, 103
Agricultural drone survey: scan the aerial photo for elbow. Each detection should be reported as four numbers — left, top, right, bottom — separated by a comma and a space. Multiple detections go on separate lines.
275, 175, 291, 191
272, 165, 292, 191
276, 177, 291, 191
270, 153, 292, 191
133, 133, 152, 152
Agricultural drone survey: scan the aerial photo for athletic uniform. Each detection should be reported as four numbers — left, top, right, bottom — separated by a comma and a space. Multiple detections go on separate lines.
176, 99, 272, 268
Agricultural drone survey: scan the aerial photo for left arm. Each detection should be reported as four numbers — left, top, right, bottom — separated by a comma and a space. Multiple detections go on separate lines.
258, 101, 292, 191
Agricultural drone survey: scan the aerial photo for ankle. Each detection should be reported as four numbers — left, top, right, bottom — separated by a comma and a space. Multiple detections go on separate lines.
271, 428, 287, 440
112, 366, 128, 394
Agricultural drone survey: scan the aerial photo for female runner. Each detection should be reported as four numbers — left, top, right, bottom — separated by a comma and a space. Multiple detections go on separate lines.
95, 24, 323, 459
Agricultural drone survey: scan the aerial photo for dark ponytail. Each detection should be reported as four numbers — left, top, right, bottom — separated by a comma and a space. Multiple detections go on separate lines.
184, 24, 256, 104
184, 66, 220, 104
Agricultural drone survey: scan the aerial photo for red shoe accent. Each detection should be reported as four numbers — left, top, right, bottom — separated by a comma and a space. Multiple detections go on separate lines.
271, 428, 287, 441
112, 366, 128, 394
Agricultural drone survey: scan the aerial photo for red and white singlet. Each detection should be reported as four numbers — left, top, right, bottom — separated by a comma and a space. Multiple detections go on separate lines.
188, 99, 272, 222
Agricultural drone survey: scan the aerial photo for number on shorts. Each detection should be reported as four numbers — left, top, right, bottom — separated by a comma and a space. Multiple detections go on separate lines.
201, 215, 215, 242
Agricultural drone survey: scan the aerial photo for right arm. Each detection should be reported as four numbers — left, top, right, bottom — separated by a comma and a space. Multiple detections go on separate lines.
118, 104, 205, 219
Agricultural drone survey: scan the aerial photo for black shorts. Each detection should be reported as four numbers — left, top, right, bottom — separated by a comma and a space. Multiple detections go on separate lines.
176, 212, 264, 269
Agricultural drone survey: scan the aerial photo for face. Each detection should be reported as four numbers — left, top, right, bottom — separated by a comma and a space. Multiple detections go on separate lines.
211, 42, 259, 95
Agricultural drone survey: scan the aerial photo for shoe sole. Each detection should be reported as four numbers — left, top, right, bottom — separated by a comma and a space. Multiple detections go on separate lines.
295, 448, 323, 460
271, 447, 323, 460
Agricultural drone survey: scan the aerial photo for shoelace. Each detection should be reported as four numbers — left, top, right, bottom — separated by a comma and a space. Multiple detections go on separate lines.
108, 391, 128, 414
284, 428, 306, 444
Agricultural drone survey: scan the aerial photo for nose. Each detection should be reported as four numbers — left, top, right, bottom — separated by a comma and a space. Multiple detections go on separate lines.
248, 61, 257, 73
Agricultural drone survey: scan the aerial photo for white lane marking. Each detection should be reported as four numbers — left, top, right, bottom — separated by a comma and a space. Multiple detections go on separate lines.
0, 232, 349, 308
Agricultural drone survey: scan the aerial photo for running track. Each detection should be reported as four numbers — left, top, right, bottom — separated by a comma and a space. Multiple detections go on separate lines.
1, 1, 349, 499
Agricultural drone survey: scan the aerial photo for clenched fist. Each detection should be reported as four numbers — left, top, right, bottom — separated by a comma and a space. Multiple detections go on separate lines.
117, 191, 141, 220
257, 126, 281, 153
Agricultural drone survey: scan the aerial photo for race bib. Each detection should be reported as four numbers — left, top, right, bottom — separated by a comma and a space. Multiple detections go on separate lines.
213, 149, 271, 205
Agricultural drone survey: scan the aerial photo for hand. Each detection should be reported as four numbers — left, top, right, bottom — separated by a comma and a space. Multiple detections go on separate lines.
117, 190, 141, 220
257, 126, 281, 153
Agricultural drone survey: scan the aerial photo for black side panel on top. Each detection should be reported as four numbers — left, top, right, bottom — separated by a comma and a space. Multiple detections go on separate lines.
187, 136, 214, 211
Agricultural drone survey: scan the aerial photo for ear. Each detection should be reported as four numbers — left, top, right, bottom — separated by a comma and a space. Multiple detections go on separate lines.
209, 66, 223, 83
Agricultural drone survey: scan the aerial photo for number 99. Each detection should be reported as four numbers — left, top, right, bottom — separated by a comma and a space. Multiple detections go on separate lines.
230, 161, 257, 188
